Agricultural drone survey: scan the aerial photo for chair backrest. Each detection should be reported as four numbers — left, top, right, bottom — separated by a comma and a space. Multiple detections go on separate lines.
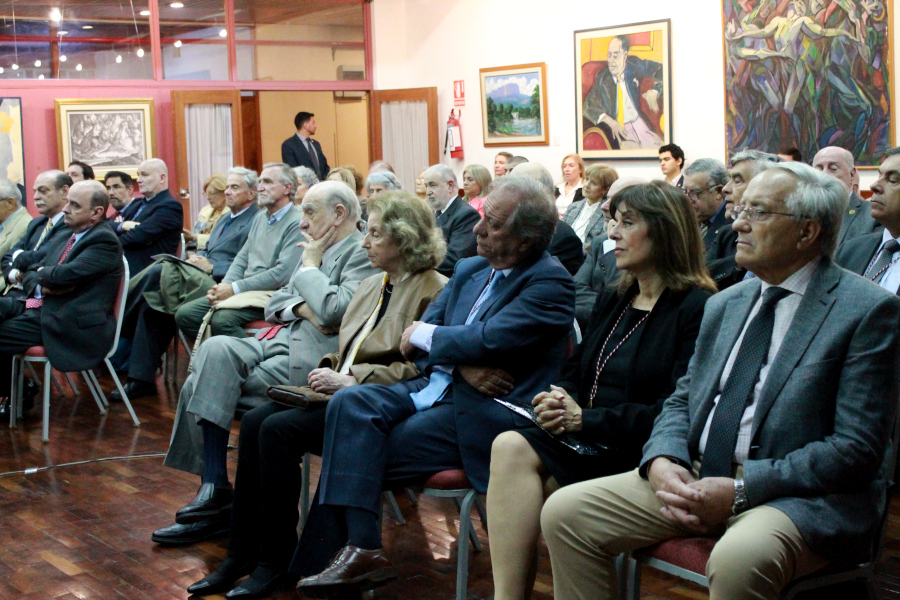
105, 256, 130, 360
177, 233, 186, 260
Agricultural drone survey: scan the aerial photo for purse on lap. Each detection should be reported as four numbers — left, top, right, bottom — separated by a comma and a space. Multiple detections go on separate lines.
266, 385, 331, 410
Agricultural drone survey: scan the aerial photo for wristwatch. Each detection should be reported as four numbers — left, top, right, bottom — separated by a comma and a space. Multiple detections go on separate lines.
732, 478, 749, 515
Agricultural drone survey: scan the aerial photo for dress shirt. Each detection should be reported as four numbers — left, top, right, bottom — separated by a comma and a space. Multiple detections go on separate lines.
232, 203, 292, 295
277, 242, 343, 322
436, 196, 457, 218
572, 200, 601, 242
555, 181, 583, 216
870, 229, 900, 295
699, 257, 819, 464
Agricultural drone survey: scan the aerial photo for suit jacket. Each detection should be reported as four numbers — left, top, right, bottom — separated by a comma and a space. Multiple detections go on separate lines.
834, 231, 882, 282
117, 188, 184, 274
641, 258, 900, 564
563, 199, 606, 254
318, 269, 448, 385
435, 198, 480, 277
838, 192, 882, 247
550, 220, 586, 276
0, 208, 32, 258
17, 222, 124, 372
573, 242, 618, 327
281, 134, 330, 180
582, 55, 664, 133
702, 206, 733, 254
265, 231, 380, 386
416, 252, 575, 491
560, 284, 710, 469
200, 204, 259, 282
2, 215, 70, 281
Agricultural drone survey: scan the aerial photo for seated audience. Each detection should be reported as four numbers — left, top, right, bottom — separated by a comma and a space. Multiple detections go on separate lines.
291, 175, 575, 597
185, 191, 448, 597
0, 181, 123, 410
541, 161, 900, 600
104, 171, 135, 222
422, 164, 480, 277
114, 158, 183, 274
112, 170, 261, 401
327, 167, 357, 191
682, 158, 731, 253
778, 147, 802, 162
505, 155, 529, 174
462, 164, 492, 216
494, 151, 513, 178
152, 181, 376, 546
292, 166, 319, 205
488, 180, 714, 600
555, 153, 585, 216
184, 174, 229, 250
342, 164, 368, 218
659, 143, 685, 187
836, 146, 900, 290
414, 169, 428, 200
67, 159, 95, 182
813, 146, 881, 246
368, 160, 394, 173
563, 163, 617, 253
0, 178, 32, 258
573, 177, 645, 326
365, 171, 402, 199
171, 165, 303, 346
513, 162, 585, 276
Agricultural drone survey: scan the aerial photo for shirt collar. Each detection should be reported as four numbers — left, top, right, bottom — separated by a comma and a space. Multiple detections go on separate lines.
760, 256, 820, 298
437, 196, 456, 216
297, 132, 310, 144
267, 202, 292, 224
50, 212, 65, 226
231, 205, 252, 219
880, 228, 900, 249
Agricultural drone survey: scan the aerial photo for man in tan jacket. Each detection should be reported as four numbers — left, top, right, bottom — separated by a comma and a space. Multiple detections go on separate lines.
0, 178, 32, 258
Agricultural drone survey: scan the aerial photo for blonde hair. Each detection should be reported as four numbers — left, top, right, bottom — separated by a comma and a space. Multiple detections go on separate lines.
203, 173, 227, 196
368, 191, 447, 273
560, 153, 585, 182
462, 164, 492, 200
326, 167, 356, 191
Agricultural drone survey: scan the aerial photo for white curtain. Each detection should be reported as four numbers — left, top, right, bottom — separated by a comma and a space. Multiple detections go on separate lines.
185, 104, 234, 226
381, 100, 429, 193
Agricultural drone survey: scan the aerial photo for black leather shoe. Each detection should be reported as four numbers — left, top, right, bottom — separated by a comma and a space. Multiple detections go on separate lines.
225, 571, 287, 599
176, 482, 234, 524
0, 398, 10, 420
151, 515, 229, 546
187, 557, 255, 596
21, 379, 38, 412
109, 379, 156, 402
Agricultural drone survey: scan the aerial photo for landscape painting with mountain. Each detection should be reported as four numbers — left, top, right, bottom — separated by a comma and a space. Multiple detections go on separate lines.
480, 62, 550, 146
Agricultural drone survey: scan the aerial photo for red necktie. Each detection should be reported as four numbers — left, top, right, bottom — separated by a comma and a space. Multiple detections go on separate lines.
25, 235, 76, 309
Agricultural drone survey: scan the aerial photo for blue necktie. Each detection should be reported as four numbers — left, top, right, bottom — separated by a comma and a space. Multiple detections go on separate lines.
268, 214, 277, 226
410, 271, 506, 411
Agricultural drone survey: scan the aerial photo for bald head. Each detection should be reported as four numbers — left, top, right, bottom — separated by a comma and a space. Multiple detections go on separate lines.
137, 158, 169, 197
812, 146, 855, 191
63, 180, 109, 233
512, 162, 555, 197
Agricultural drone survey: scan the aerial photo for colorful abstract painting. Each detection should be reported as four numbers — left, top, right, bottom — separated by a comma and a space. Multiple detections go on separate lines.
723, 0, 893, 166
0, 98, 24, 186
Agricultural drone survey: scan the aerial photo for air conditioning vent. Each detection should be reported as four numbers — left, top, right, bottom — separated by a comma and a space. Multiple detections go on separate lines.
337, 65, 365, 80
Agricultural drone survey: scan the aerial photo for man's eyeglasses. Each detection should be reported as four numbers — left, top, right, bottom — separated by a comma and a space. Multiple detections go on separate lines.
732, 206, 795, 222
685, 185, 718, 200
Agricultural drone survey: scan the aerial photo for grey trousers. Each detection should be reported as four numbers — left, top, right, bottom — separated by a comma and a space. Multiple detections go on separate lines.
174, 295, 265, 342
163, 327, 291, 476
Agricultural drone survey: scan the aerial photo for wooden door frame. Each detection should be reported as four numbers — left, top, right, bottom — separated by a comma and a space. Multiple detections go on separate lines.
172, 89, 244, 226
369, 87, 439, 167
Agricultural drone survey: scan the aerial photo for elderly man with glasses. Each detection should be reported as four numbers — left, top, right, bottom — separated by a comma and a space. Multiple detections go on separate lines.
682, 158, 732, 254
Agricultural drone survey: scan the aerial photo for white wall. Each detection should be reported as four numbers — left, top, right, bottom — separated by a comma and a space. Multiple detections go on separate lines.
372, 0, 900, 190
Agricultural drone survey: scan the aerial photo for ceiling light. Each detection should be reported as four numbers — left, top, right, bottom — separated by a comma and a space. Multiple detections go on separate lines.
38, 74, 44, 79
219, 28, 227, 37
136, 48, 145, 57
116, 55, 122, 63
174, 40, 182, 48
49, 8, 61, 22
34, 60, 41, 67
82, 25, 92, 29
139, 10, 150, 16
75, 63, 82, 71
58, 31, 68, 35
11, 64, 18, 70
171, 2, 184, 7
0, 67, 5, 74
59, 55, 67, 62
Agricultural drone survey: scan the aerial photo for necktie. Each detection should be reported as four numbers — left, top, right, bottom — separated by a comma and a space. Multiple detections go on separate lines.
25, 235, 76, 310
409, 271, 507, 412
268, 213, 278, 227
34, 219, 54, 250
307, 138, 320, 176
616, 78, 626, 126
864, 239, 900, 283
700, 286, 791, 478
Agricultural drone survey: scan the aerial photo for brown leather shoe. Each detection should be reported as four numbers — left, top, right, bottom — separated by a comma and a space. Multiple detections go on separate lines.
295, 545, 397, 597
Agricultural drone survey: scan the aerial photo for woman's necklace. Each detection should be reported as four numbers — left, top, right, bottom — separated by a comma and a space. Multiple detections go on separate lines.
587, 298, 650, 407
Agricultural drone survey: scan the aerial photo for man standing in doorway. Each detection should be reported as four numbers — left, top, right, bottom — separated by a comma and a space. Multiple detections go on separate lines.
282, 111, 330, 181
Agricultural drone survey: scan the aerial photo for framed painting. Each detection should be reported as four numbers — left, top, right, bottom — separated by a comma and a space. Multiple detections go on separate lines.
479, 63, 550, 146
723, 0, 893, 167
55, 98, 156, 178
0, 98, 25, 187
575, 19, 672, 160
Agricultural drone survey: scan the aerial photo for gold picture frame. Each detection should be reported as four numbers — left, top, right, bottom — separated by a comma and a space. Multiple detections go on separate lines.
479, 62, 550, 147
55, 98, 156, 178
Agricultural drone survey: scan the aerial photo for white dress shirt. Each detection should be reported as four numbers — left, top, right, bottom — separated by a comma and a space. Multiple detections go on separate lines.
870, 229, 900, 295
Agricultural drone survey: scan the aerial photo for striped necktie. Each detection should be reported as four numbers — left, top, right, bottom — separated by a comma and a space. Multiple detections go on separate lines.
34, 219, 54, 249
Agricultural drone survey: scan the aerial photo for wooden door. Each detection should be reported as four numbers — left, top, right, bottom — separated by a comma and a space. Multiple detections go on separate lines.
370, 87, 439, 191
172, 90, 244, 227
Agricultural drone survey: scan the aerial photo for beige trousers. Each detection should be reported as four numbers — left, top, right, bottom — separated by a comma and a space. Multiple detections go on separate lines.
540, 468, 827, 600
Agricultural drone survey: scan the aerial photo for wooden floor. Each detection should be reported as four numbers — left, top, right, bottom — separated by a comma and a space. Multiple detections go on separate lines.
2, 359, 900, 599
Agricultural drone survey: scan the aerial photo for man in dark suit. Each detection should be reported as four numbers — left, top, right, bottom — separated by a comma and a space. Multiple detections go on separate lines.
659, 144, 685, 187
115, 158, 183, 274
542, 162, 900, 600
0, 180, 123, 406
836, 146, 900, 293
423, 164, 479, 277
683, 158, 733, 254
104, 171, 134, 222
281, 111, 329, 181
582, 35, 664, 150
2, 170, 73, 295
813, 146, 881, 246
293, 175, 575, 597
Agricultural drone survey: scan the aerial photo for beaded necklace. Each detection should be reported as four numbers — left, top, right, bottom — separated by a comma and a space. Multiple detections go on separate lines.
587, 298, 650, 408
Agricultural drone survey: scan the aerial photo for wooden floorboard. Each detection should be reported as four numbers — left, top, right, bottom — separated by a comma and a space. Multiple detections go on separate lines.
0, 356, 896, 599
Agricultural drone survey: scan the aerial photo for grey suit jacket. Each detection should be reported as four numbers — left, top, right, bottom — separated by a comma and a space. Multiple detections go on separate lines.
265, 231, 380, 385
834, 231, 883, 282
641, 258, 900, 564
0, 208, 32, 258
563, 199, 606, 254
573, 240, 618, 326
838, 192, 882, 246
202, 204, 260, 281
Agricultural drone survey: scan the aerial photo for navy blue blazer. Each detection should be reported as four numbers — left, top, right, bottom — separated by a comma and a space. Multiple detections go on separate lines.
201, 204, 260, 281
281, 134, 329, 180
416, 252, 575, 491
435, 198, 480, 278
116, 188, 184, 274
1, 215, 70, 280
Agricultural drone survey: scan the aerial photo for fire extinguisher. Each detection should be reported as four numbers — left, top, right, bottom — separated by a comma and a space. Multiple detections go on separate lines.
444, 109, 464, 160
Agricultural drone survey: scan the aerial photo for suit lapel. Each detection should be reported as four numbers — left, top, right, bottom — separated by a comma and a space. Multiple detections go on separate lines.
750, 262, 839, 439
321, 231, 360, 278
453, 266, 490, 325
586, 204, 603, 233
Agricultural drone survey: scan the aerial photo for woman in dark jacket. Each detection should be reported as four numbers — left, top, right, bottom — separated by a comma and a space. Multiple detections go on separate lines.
487, 181, 717, 600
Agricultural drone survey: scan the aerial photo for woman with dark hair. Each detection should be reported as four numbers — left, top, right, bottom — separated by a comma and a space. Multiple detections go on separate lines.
487, 181, 716, 600
185, 191, 448, 599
